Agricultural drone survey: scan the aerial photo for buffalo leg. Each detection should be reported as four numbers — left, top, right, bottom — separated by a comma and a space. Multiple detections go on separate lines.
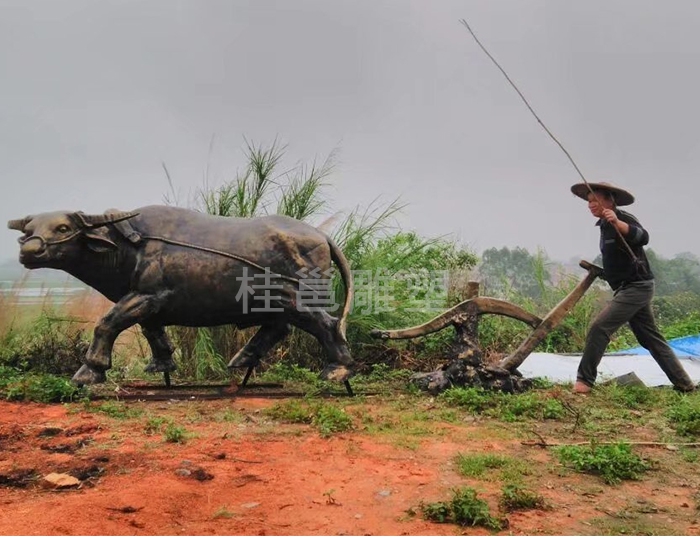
289, 308, 355, 383
227, 324, 290, 385
72, 291, 170, 385
142, 325, 177, 374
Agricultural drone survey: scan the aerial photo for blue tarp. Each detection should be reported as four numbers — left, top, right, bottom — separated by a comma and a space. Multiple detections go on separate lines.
613, 334, 700, 359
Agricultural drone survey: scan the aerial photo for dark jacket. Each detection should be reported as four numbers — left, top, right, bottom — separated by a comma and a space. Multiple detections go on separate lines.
597, 210, 654, 290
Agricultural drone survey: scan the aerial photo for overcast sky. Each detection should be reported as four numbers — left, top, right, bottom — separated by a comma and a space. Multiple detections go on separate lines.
2, 0, 699, 266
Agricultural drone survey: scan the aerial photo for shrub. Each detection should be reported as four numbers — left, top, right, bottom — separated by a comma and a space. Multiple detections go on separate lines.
421, 487, 504, 530
312, 404, 353, 437
2, 372, 84, 403
164, 423, 189, 443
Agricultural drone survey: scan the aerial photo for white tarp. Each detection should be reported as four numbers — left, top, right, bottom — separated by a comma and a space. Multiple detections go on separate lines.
518, 352, 700, 387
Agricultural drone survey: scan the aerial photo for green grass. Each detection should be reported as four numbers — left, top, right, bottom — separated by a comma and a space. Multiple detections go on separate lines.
0, 370, 84, 403
164, 423, 189, 443
144, 416, 169, 435
439, 386, 565, 421
84, 401, 143, 420
455, 453, 519, 478
265, 400, 353, 437
420, 487, 505, 530
554, 442, 650, 485
666, 394, 700, 436
499, 484, 547, 511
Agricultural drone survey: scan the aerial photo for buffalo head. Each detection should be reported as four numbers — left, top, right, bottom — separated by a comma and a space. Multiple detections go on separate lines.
7, 211, 138, 269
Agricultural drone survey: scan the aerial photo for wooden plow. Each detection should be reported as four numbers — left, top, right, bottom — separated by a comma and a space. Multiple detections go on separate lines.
370, 260, 603, 393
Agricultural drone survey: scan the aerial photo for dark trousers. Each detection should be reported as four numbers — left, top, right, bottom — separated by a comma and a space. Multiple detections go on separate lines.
577, 280, 695, 390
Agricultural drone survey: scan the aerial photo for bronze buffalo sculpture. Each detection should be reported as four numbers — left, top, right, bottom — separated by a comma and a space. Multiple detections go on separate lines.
7, 206, 355, 387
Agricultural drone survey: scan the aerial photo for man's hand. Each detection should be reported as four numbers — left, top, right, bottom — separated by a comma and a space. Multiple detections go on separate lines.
602, 209, 618, 224
602, 209, 630, 235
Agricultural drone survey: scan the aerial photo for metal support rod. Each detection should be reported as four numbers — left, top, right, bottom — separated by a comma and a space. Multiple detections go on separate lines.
344, 380, 354, 397
240, 367, 254, 388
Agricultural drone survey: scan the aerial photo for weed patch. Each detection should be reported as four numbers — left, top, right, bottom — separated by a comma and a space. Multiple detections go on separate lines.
499, 484, 547, 511
667, 395, 700, 436
599, 383, 655, 409
144, 416, 169, 435
420, 487, 505, 530
164, 423, 189, 443
440, 387, 565, 421
554, 442, 650, 485
455, 453, 517, 478
265, 400, 353, 437
352, 363, 413, 391
1, 371, 84, 403
314, 404, 353, 437
84, 401, 143, 420
440, 387, 494, 413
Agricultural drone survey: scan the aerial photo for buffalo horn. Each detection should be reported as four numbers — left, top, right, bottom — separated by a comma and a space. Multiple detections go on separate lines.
7, 217, 31, 231
73, 211, 139, 229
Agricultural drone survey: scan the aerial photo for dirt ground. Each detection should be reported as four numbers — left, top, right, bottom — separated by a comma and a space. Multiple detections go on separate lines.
0, 395, 698, 536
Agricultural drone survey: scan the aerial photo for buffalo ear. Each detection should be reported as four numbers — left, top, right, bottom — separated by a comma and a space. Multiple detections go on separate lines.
84, 232, 118, 253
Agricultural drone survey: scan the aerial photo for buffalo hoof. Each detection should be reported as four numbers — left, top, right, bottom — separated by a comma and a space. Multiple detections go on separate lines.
227, 353, 260, 369
71, 365, 107, 385
320, 364, 353, 382
144, 359, 177, 373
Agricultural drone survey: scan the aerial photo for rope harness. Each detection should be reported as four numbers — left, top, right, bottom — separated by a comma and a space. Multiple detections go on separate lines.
19, 228, 303, 285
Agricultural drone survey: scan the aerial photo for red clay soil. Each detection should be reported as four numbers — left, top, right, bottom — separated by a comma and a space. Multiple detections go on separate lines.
0, 398, 698, 536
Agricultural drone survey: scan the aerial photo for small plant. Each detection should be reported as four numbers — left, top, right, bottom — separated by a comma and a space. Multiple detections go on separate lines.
455, 453, 512, 478
440, 387, 493, 413
144, 416, 168, 435
265, 400, 353, 437
257, 362, 319, 386
265, 400, 314, 424
496, 393, 565, 421
530, 377, 555, 389
353, 363, 413, 389
85, 401, 143, 420
420, 500, 452, 524
313, 403, 353, 437
2, 373, 84, 403
421, 487, 504, 530
500, 484, 546, 511
601, 383, 654, 409
680, 448, 698, 464
323, 488, 339, 505
212, 505, 235, 519
164, 423, 188, 443
554, 442, 650, 485
667, 395, 700, 436
214, 408, 243, 423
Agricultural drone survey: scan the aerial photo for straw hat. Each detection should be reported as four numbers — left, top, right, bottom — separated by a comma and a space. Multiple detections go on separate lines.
570, 181, 635, 206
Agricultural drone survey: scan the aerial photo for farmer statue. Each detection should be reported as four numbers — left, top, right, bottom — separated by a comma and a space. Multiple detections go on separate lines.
570, 181, 696, 394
